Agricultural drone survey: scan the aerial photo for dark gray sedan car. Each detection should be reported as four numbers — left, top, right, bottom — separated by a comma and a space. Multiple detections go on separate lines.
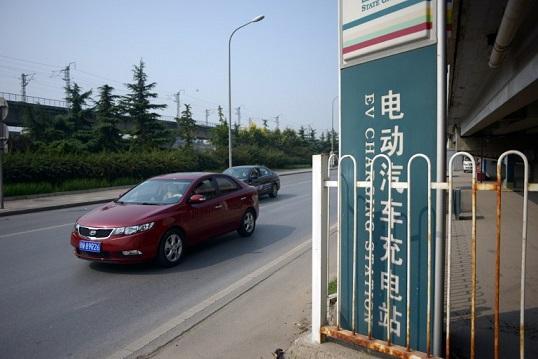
224, 165, 280, 198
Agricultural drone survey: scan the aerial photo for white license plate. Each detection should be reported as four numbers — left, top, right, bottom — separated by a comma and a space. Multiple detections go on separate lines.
79, 240, 101, 253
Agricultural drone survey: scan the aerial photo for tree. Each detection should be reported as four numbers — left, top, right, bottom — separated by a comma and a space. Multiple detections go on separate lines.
233, 122, 240, 136
22, 106, 59, 145
308, 126, 316, 143
122, 60, 170, 149
211, 105, 229, 151
281, 128, 300, 148
52, 83, 93, 140
177, 104, 196, 148
217, 105, 226, 124
298, 126, 306, 142
92, 84, 123, 151
320, 132, 326, 144
40, 83, 94, 153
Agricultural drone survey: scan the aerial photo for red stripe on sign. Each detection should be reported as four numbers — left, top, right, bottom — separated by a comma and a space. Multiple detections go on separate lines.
343, 22, 432, 54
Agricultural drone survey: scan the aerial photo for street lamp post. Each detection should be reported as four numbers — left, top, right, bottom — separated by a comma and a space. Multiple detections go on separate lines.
228, 15, 265, 168
331, 96, 338, 153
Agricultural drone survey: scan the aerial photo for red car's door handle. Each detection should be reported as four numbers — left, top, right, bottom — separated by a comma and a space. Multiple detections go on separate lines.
240, 197, 247, 200
214, 204, 223, 209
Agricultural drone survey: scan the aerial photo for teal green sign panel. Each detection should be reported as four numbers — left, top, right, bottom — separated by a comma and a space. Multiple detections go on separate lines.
340, 44, 437, 351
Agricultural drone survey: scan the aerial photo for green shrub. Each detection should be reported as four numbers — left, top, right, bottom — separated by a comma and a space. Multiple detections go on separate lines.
4, 177, 140, 197
2, 147, 311, 196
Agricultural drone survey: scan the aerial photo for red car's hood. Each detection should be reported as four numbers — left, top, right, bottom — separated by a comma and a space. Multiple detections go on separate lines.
77, 202, 175, 228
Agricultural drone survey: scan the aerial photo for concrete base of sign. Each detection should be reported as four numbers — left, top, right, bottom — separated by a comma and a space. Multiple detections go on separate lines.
319, 327, 439, 359
287, 331, 384, 359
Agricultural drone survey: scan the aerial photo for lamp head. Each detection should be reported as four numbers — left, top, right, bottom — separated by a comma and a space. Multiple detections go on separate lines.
251, 15, 265, 22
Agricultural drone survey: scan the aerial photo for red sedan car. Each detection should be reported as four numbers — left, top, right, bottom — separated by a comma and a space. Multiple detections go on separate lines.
71, 172, 259, 267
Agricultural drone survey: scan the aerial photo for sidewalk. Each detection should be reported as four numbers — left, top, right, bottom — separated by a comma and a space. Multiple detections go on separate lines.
448, 173, 538, 358
0, 168, 311, 217
148, 228, 375, 359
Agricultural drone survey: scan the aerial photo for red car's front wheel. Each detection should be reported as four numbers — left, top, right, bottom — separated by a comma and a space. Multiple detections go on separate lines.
157, 229, 184, 267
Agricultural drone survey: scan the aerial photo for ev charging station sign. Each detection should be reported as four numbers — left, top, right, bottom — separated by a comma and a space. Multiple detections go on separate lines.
339, 0, 438, 351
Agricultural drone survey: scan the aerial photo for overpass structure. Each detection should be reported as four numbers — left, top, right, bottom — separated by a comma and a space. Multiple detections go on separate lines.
0, 92, 218, 140
448, 0, 538, 182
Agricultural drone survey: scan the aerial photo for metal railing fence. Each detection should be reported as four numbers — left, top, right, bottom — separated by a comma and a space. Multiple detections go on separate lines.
312, 151, 538, 358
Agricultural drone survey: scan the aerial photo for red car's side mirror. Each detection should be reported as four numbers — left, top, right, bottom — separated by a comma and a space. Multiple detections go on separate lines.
189, 194, 206, 203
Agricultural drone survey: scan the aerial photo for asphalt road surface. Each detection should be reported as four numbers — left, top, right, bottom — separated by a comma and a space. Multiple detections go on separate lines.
0, 172, 329, 359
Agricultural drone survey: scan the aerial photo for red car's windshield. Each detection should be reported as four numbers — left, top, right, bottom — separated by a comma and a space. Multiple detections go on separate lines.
118, 179, 192, 205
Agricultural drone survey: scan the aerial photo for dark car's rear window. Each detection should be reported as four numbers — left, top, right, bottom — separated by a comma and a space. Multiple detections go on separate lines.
224, 167, 252, 180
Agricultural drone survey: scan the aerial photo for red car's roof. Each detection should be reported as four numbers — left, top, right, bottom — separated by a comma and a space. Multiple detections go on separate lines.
151, 172, 216, 181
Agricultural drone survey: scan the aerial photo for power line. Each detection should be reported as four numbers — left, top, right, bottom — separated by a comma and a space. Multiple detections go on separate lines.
75, 68, 124, 86
0, 54, 227, 112
0, 55, 248, 122
0, 54, 58, 69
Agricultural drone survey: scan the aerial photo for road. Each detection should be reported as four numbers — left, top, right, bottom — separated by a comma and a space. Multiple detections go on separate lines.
0, 171, 333, 359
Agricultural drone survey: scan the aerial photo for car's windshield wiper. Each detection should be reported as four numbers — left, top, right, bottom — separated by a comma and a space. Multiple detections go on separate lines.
140, 202, 160, 206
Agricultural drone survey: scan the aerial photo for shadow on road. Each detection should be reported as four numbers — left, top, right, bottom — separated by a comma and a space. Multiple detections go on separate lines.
88, 223, 295, 275
259, 193, 298, 202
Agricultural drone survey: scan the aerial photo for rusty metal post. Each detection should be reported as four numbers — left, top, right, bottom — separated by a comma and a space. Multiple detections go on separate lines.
446, 152, 476, 359
495, 151, 529, 359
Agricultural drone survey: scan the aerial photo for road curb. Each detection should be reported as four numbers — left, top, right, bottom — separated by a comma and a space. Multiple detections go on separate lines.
4, 184, 132, 201
0, 198, 115, 217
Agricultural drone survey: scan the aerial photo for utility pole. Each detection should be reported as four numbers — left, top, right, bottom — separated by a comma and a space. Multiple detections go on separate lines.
235, 106, 241, 127
61, 63, 75, 92
331, 96, 338, 154
205, 109, 211, 125
274, 115, 280, 129
59, 62, 75, 102
174, 90, 184, 118
20, 73, 35, 102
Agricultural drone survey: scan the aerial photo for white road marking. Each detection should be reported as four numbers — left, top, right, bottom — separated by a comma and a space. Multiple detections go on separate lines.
0, 223, 73, 239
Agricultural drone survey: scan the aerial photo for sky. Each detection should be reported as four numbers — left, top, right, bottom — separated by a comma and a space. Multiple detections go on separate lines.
1, 0, 339, 133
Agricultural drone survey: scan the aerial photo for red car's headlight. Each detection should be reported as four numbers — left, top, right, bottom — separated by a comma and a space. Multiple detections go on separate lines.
112, 222, 155, 236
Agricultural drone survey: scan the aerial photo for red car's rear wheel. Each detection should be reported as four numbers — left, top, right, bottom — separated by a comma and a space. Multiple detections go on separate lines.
238, 210, 256, 237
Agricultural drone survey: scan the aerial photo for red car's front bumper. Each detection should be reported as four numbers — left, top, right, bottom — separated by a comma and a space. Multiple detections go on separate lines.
70, 229, 160, 264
